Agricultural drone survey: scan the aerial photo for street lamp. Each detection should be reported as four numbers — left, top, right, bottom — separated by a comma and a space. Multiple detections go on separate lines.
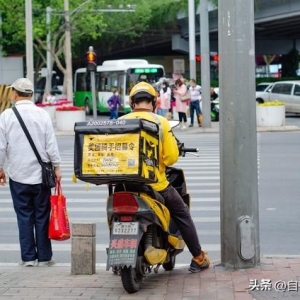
25, 0, 34, 91
64, 0, 73, 103
188, 0, 196, 80
46, 6, 52, 93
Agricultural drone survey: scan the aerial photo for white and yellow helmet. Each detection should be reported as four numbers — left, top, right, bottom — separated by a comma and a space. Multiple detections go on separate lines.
129, 82, 158, 109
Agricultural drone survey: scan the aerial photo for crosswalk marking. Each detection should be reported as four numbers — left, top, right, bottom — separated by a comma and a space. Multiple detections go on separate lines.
0, 197, 220, 204
0, 206, 220, 213
0, 135, 222, 263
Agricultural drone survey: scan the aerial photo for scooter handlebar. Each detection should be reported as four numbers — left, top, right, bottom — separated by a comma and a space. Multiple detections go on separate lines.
181, 147, 200, 153
176, 140, 199, 156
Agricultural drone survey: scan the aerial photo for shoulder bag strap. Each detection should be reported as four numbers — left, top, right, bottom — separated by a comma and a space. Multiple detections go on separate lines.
12, 106, 43, 165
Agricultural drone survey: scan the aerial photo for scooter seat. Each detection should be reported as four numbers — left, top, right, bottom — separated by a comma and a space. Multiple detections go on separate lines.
114, 183, 165, 203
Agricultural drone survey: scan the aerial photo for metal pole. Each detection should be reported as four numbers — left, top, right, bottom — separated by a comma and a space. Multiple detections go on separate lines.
188, 0, 196, 80
200, 0, 211, 128
64, 0, 73, 103
91, 71, 97, 119
46, 7, 52, 93
219, 0, 260, 268
25, 0, 34, 91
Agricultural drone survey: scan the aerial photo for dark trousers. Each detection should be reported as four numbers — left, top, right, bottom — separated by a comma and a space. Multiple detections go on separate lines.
178, 112, 187, 123
109, 109, 118, 119
9, 178, 52, 262
190, 100, 202, 125
159, 185, 202, 257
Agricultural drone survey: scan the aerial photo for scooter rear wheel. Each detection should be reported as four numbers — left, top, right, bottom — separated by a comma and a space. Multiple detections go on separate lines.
162, 254, 176, 271
121, 266, 143, 293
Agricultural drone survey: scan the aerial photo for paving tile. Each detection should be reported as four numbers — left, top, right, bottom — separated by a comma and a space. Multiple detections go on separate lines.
234, 291, 253, 300
233, 277, 251, 293
216, 287, 235, 300
1, 257, 300, 299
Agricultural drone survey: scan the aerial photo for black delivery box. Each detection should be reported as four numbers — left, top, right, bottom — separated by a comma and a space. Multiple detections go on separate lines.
74, 119, 160, 185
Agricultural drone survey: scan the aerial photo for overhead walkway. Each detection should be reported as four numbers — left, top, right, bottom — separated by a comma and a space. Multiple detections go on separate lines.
173, 0, 300, 55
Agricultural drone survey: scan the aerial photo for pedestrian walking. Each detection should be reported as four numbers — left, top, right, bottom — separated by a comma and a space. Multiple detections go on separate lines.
173, 78, 188, 129
107, 90, 122, 119
189, 79, 203, 127
0, 78, 62, 267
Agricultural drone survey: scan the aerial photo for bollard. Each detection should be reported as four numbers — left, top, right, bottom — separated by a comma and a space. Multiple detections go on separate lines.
71, 223, 96, 275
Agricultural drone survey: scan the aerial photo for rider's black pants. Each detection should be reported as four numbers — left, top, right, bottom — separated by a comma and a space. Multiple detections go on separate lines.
158, 185, 202, 257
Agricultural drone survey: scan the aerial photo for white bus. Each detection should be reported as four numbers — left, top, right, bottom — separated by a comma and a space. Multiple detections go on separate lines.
74, 59, 165, 114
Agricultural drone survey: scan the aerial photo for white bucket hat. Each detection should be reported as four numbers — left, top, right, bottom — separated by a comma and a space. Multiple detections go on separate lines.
7, 78, 34, 93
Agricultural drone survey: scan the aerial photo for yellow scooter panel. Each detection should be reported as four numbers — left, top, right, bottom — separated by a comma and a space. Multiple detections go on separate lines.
138, 193, 170, 232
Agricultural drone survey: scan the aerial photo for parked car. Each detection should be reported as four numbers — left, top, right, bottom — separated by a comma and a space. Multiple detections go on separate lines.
266, 81, 300, 113
255, 82, 273, 103
34, 74, 63, 104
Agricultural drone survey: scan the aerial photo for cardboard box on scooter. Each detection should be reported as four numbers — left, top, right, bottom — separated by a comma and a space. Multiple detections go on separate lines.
74, 119, 160, 185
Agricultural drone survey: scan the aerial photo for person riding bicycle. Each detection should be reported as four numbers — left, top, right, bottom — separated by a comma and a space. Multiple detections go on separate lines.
120, 82, 210, 273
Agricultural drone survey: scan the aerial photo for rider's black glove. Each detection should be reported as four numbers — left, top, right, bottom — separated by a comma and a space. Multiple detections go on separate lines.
177, 142, 184, 156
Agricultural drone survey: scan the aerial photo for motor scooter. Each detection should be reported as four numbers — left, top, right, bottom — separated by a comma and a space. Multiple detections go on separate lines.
105, 123, 198, 293
211, 98, 219, 122
74, 120, 199, 293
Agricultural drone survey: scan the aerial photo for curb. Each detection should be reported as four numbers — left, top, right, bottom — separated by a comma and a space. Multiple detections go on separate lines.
54, 125, 300, 136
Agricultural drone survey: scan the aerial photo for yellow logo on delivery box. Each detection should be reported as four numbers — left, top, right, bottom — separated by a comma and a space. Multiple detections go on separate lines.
82, 134, 140, 175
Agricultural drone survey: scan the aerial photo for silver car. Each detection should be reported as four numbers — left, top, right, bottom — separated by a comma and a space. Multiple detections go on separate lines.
255, 82, 273, 103
267, 81, 300, 113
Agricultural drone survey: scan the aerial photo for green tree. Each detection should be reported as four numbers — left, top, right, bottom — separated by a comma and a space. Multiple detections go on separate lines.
93, 0, 189, 58
281, 48, 299, 77
0, 0, 218, 91
0, 0, 177, 90
0, 0, 107, 92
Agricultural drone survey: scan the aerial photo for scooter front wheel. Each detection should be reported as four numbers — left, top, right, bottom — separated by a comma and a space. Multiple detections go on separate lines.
121, 266, 143, 293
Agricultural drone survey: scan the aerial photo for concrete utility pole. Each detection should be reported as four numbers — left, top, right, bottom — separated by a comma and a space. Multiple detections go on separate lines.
188, 0, 196, 80
25, 0, 34, 90
200, 0, 211, 128
64, 0, 73, 102
218, 1, 260, 268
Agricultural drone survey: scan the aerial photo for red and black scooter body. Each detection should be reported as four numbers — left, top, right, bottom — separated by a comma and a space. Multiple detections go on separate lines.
105, 167, 190, 293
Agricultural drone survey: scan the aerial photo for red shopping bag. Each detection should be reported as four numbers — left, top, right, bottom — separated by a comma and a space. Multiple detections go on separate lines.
48, 181, 70, 241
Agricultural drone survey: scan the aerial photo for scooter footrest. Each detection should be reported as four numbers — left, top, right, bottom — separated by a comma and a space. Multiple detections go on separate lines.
168, 234, 185, 249
144, 246, 167, 265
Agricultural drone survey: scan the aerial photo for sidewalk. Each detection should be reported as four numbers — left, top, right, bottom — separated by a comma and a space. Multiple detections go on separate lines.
1, 256, 300, 299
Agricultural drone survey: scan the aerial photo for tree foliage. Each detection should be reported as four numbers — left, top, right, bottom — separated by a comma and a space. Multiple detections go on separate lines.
281, 48, 299, 77
0, 0, 218, 83
91, 0, 190, 58
0, 0, 107, 86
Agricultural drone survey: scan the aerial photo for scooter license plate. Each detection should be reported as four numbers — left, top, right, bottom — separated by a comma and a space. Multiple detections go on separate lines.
112, 222, 139, 235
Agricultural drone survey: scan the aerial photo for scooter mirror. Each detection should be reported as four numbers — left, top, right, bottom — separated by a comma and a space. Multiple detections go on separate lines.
168, 120, 180, 129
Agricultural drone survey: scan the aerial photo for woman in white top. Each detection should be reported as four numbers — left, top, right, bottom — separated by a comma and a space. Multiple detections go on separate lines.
189, 79, 203, 127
